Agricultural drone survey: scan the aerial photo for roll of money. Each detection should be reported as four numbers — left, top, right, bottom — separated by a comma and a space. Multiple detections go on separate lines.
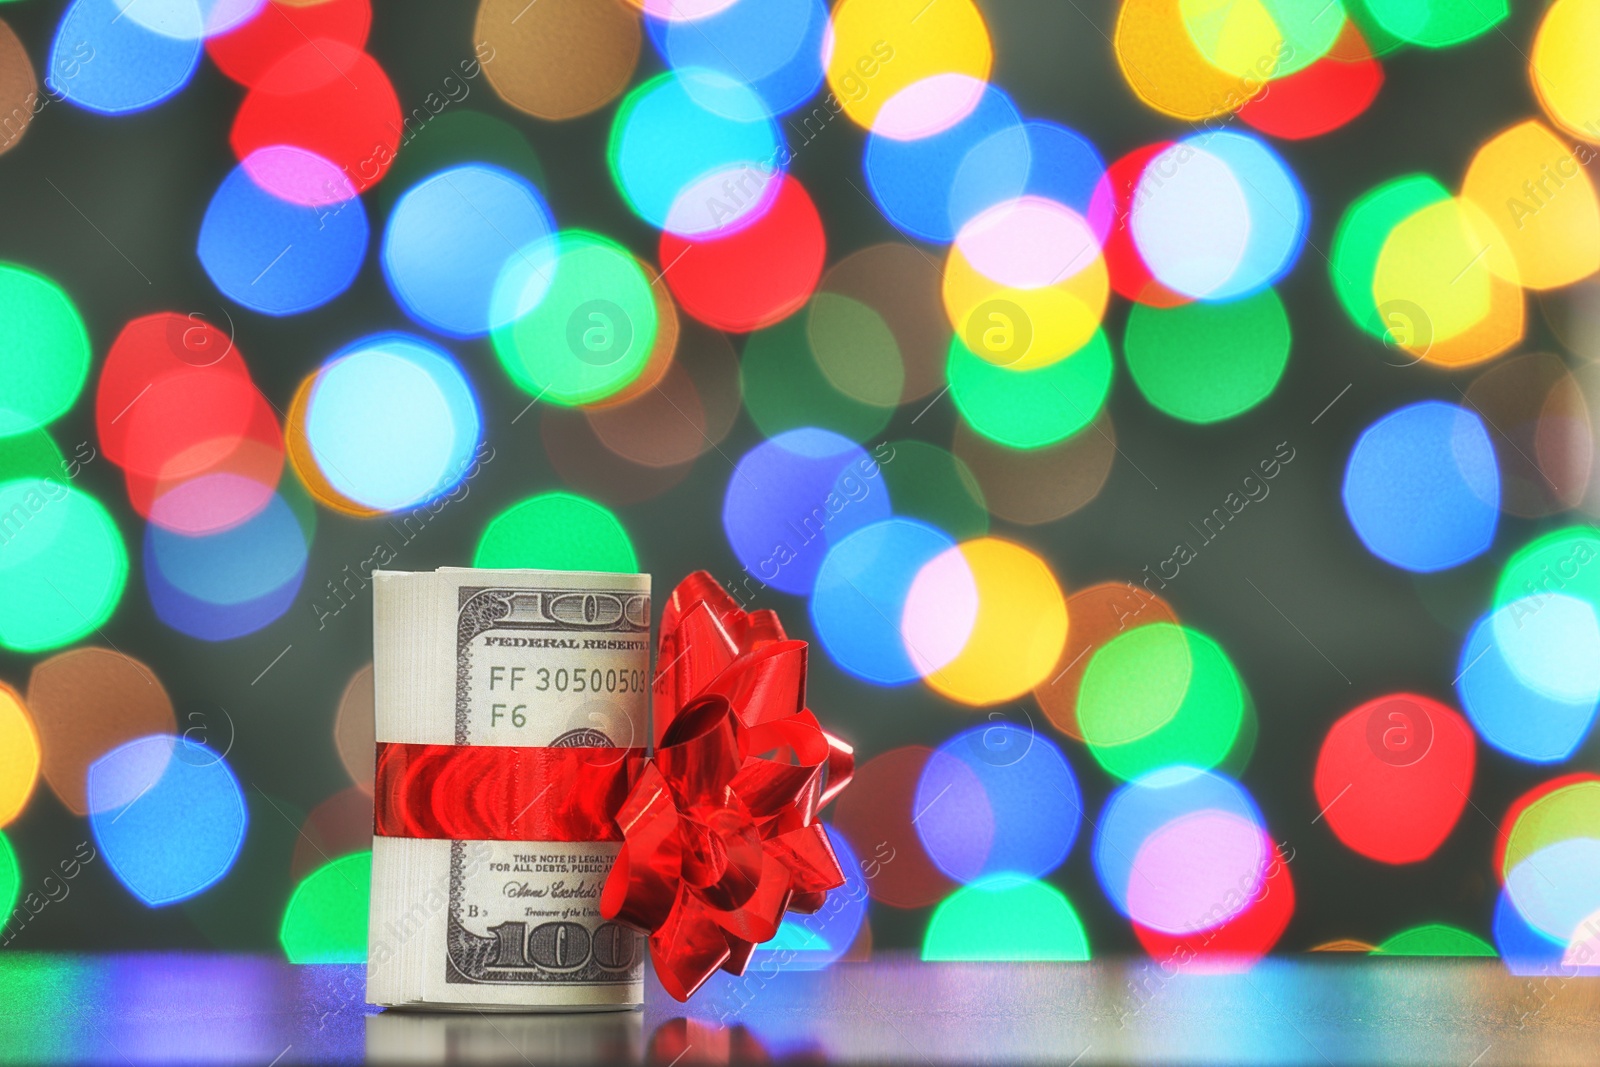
367, 567, 651, 1011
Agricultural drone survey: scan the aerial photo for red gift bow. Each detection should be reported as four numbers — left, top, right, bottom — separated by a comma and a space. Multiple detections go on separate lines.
600, 572, 854, 1002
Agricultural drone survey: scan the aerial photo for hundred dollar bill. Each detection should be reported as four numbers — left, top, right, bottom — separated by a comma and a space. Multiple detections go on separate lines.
367, 568, 651, 1011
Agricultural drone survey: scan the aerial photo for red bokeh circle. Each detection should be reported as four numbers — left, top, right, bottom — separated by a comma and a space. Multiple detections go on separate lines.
230, 39, 401, 193
1238, 23, 1384, 140
1313, 694, 1475, 865
658, 173, 826, 333
97, 313, 284, 533
207, 0, 373, 88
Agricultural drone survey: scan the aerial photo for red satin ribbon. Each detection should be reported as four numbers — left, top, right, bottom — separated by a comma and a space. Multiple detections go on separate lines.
600, 571, 855, 1002
374, 743, 644, 843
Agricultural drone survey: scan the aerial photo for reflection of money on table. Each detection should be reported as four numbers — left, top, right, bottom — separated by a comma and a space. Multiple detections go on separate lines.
364, 1005, 644, 1063
367, 568, 650, 1011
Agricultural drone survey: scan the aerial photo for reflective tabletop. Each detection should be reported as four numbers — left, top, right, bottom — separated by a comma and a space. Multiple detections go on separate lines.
0, 953, 1595, 1065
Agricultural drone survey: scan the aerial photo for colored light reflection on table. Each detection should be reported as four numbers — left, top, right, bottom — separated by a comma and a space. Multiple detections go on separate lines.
0, 954, 1594, 1065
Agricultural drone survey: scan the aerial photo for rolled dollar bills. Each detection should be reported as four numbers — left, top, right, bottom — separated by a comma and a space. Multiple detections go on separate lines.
367, 567, 651, 1011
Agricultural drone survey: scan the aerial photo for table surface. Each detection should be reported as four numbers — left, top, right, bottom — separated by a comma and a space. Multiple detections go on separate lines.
0, 953, 1596, 1065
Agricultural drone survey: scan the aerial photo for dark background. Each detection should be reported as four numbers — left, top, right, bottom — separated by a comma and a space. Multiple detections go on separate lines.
0, 0, 1586, 955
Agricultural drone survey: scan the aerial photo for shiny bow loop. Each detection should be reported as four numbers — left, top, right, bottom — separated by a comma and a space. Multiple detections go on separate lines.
652, 571, 788, 744
653, 572, 854, 806
602, 572, 855, 1001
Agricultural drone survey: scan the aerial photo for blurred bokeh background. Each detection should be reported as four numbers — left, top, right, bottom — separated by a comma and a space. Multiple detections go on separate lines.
1, 0, 1599, 980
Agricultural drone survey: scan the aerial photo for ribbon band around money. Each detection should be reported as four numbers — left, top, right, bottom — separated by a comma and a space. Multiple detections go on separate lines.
374, 743, 646, 842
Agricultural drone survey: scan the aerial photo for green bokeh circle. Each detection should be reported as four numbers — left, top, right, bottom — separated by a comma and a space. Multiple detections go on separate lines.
949, 329, 1113, 449
280, 852, 371, 964
490, 230, 656, 406
475, 491, 638, 572
0, 832, 17, 920
0, 479, 127, 653
923, 876, 1091, 961
0, 429, 64, 483
0, 264, 91, 439
1078, 623, 1246, 781
1364, 0, 1506, 48
1372, 923, 1497, 956
1494, 527, 1600, 615
1183, 0, 1345, 80
806, 292, 906, 407
1124, 289, 1290, 424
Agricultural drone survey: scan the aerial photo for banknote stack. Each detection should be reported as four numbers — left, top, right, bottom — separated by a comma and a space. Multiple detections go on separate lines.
366, 567, 652, 1011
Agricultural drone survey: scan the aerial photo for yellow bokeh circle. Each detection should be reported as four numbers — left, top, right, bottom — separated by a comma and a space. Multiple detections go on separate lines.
1371, 196, 1524, 368
943, 202, 1109, 371
1115, 0, 1268, 121
1531, 0, 1600, 146
0, 682, 40, 828
1462, 120, 1600, 292
824, 0, 992, 135
902, 537, 1069, 706
1181, 0, 1287, 80
1501, 778, 1600, 882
